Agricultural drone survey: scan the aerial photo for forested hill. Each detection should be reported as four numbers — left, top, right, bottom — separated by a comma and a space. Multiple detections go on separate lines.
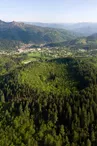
87, 33, 97, 40
45, 35, 97, 50
0, 57, 97, 145
0, 20, 76, 44
0, 39, 21, 51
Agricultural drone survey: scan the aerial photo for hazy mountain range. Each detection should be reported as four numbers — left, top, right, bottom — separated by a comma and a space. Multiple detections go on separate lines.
25, 22, 97, 36
0, 20, 97, 51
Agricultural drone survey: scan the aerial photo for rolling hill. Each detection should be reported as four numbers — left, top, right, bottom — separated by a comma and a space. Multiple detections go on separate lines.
45, 34, 97, 50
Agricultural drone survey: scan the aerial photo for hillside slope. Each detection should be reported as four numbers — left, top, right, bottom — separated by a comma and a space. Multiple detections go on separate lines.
45, 35, 97, 50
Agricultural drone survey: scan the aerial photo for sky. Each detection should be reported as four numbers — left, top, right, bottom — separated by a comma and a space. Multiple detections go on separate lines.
0, 0, 97, 23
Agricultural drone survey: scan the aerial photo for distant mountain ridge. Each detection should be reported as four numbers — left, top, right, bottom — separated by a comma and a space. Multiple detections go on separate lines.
25, 22, 97, 36
0, 20, 24, 30
0, 20, 77, 45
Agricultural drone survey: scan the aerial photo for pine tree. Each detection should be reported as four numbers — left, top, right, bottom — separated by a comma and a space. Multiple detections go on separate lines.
0, 90, 5, 103
91, 130, 95, 142
86, 139, 91, 146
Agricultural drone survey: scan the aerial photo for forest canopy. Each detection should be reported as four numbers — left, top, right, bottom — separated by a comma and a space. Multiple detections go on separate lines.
0, 57, 97, 145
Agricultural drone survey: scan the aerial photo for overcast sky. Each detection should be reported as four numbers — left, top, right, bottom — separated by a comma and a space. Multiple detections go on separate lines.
0, 0, 97, 23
